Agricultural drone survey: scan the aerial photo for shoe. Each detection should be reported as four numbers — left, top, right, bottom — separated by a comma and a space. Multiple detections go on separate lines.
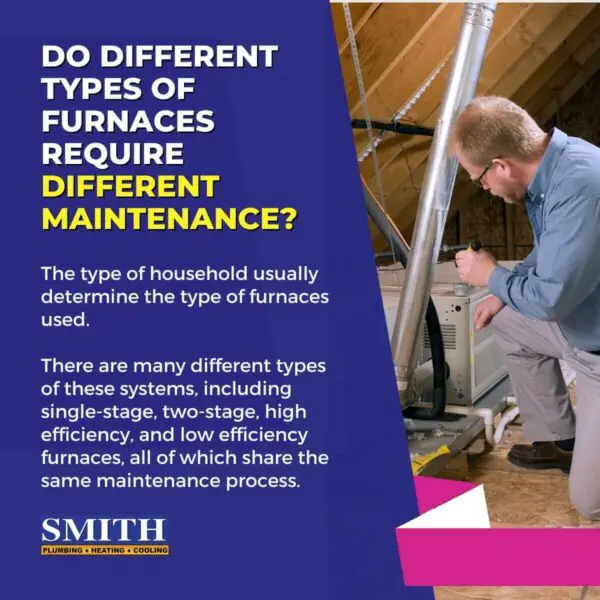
507, 441, 573, 473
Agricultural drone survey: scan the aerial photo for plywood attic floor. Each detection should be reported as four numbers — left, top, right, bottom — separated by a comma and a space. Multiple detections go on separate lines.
434, 383, 600, 600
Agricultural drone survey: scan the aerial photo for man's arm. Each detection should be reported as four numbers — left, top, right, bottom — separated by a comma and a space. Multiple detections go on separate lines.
489, 192, 600, 321
510, 243, 538, 277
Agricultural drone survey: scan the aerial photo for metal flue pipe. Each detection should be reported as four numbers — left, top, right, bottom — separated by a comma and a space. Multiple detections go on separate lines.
390, 2, 497, 391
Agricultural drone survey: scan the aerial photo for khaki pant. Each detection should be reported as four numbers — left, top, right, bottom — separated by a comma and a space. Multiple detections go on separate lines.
491, 306, 600, 520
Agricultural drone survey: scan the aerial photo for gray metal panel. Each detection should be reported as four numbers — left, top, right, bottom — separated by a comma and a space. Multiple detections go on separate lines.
378, 260, 512, 407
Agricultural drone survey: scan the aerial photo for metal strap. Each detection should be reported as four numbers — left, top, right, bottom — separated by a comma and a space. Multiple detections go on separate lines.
358, 58, 449, 163
342, 3, 396, 264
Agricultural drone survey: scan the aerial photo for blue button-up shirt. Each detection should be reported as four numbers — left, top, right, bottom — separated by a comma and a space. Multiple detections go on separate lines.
489, 127, 600, 351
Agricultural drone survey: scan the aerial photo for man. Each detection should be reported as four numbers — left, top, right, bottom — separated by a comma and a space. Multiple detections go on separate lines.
449, 95, 600, 520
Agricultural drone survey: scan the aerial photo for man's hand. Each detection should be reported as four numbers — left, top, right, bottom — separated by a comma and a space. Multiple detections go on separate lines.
473, 296, 505, 330
456, 249, 498, 287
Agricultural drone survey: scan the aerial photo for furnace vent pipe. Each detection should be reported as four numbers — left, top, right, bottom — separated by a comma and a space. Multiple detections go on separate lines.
364, 189, 447, 419
390, 2, 497, 390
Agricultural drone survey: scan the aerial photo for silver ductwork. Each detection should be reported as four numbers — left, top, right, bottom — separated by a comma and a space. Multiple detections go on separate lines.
390, 2, 497, 392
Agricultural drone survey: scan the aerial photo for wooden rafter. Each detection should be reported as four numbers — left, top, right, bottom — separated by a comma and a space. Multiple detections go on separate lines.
338, 4, 440, 118
337, 4, 381, 55
536, 46, 600, 125
400, 31, 600, 242
331, 3, 600, 250
511, 6, 600, 106
375, 3, 597, 246
331, 4, 376, 52
353, 3, 462, 167
364, 3, 535, 196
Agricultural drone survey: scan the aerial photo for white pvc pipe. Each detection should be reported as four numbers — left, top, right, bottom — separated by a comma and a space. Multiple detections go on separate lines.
493, 406, 520, 445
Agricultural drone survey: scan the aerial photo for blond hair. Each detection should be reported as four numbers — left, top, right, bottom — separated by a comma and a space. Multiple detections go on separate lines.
449, 96, 546, 166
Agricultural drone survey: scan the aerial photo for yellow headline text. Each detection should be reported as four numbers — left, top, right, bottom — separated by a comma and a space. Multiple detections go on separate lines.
42, 207, 298, 231
43, 174, 220, 198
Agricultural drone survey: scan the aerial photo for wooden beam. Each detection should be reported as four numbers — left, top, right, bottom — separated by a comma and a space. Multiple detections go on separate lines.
351, 4, 456, 160
352, 3, 461, 161
366, 3, 537, 203
377, 3, 594, 243
490, 3, 595, 98
444, 20, 600, 226
362, 175, 411, 252
351, 4, 449, 116
537, 48, 600, 125
401, 35, 600, 241
330, 4, 375, 51
338, 4, 439, 117
525, 33, 600, 120
338, 4, 381, 56
351, 3, 463, 159
474, 3, 569, 94
368, 3, 462, 119
512, 6, 600, 107
360, 2, 532, 184
405, 2, 540, 125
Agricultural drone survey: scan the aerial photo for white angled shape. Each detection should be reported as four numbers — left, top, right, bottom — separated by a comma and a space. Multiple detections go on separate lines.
399, 485, 490, 529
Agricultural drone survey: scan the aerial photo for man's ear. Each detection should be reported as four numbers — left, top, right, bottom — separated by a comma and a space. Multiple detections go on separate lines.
493, 157, 510, 173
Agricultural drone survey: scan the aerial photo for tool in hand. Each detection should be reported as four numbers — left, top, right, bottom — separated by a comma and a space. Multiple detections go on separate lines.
441, 240, 482, 275
441, 240, 482, 253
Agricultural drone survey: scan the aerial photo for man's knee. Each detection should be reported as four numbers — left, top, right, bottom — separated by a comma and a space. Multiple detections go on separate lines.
489, 306, 520, 352
489, 305, 515, 334
569, 479, 600, 521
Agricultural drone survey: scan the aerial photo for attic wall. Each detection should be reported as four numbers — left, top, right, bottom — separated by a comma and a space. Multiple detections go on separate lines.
442, 68, 600, 259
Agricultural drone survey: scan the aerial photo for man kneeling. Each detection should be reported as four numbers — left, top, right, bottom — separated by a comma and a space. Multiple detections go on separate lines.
450, 96, 600, 520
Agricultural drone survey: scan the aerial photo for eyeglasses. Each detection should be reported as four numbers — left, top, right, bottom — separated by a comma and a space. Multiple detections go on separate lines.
473, 162, 493, 188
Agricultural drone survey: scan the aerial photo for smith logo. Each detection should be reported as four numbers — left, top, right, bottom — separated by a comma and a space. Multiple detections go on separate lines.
40, 518, 169, 556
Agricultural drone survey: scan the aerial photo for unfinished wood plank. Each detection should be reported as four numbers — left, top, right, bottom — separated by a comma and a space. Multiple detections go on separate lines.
362, 175, 411, 249
330, 3, 374, 51
537, 48, 600, 125
361, 2, 532, 183
470, 468, 578, 527
349, 4, 447, 116
372, 3, 462, 116
572, 24, 600, 65
491, 3, 596, 99
512, 45, 573, 108
435, 586, 584, 600
366, 3, 536, 199
512, 7, 600, 106
407, 2, 542, 126
527, 53, 592, 119
338, 4, 439, 115
474, 3, 569, 94
375, 4, 592, 242
439, 21, 600, 233
338, 4, 381, 56
400, 49, 600, 240
525, 28, 600, 123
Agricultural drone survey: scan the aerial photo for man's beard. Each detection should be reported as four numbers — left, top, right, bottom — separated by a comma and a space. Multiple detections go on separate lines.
500, 184, 526, 205
503, 195, 524, 205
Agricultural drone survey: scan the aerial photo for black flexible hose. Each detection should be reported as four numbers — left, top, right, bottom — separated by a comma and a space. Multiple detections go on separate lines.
352, 119, 435, 137
364, 192, 447, 419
